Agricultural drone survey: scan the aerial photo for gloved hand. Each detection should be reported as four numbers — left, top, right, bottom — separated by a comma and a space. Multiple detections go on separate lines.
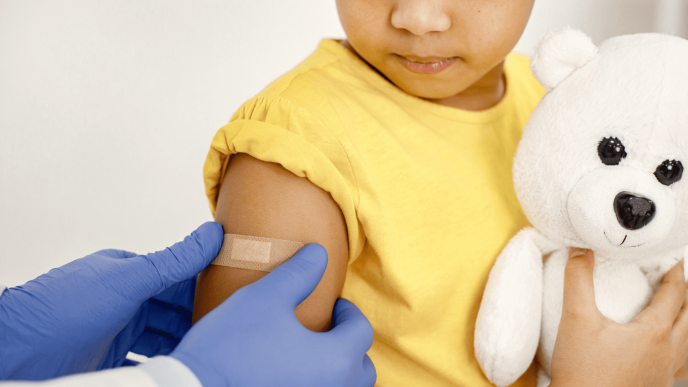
0, 222, 223, 380
171, 243, 377, 387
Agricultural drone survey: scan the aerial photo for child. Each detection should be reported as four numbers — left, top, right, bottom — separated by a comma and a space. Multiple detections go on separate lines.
192, 1, 688, 386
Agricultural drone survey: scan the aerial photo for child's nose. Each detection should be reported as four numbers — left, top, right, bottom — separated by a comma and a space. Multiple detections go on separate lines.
391, 0, 451, 35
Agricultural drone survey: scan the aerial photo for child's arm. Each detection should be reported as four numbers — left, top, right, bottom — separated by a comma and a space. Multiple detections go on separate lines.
550, 249, 688, 386
192, 153, 349, 332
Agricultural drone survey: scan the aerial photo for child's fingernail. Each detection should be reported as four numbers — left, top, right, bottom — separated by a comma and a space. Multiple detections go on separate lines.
569, 247, 587, 258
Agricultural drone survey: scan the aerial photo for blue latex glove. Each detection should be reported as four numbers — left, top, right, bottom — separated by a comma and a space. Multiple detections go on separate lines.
171, 243, 377, 387
0, 222, 223, 380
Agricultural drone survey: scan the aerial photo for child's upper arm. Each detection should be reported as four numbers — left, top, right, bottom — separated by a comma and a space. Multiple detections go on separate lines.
192, 153, 349, 332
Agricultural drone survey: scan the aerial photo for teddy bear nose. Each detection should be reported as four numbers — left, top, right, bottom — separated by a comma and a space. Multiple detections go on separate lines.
614, 192, 656, 230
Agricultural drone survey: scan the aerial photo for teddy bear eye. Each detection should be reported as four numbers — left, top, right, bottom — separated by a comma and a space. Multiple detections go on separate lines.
597, 137, 627, 166
654, 160, 683, 186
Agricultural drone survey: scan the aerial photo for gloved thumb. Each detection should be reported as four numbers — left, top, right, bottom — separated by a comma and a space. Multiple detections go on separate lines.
133, 222, 224, 297
254, 243, 328, 309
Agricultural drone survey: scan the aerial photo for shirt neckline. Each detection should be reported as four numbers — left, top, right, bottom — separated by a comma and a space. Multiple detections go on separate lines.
318, 39, 515, 124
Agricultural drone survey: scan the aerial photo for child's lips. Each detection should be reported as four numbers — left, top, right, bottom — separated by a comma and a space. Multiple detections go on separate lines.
395, 54, 458, 74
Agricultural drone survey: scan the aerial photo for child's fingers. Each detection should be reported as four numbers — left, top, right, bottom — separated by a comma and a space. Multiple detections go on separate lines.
635, 261, 685, 328
674, 339, 688, 374
562, 248, 600, 322
675, 340, 688, 379
671, 284, 688, 347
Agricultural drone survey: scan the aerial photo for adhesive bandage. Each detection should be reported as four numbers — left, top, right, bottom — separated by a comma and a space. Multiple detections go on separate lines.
210, 234, 305, 272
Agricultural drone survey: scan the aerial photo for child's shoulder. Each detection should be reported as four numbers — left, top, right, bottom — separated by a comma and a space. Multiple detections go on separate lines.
229, 39, 387, 138
504, 52, 547, 102
231, 44, 547, 129
250, 40, 371, 109
206, 40, 365, 259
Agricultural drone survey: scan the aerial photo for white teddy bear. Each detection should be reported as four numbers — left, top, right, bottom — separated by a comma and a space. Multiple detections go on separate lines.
474, 28, 688, 387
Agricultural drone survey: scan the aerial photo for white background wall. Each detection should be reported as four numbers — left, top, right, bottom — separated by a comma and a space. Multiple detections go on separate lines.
1, 0, 686, 289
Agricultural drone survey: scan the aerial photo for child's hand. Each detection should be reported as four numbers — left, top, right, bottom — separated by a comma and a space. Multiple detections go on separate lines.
676, 359, 688, 380
550, 248, 688, 387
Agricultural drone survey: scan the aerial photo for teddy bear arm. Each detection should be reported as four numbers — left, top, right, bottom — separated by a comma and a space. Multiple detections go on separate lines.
474, 228, 547, 387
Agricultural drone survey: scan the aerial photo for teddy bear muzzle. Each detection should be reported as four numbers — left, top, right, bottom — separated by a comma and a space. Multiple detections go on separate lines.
564, 165, 676, 253
614, 192, 656, 230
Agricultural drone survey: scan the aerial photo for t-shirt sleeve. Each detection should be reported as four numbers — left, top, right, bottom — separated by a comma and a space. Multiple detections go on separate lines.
203, 95, 365, 265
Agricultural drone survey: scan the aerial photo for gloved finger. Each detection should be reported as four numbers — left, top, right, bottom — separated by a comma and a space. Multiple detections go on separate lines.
144, 298, 192, 343
254, 243, 328, 309
329, 298, 374, 355
93, 249, 138, 259
129, 329, 181, 357
360, 354, 377, 387
152, 277, 197, 312
134, 222, 224, 296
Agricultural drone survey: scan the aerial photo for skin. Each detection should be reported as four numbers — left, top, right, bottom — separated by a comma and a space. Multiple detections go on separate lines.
194, 0, 688, 382
336, 0, 535, 111
550, 249, 688, 386
192, 154, 349, 332
194, 0, 537, 333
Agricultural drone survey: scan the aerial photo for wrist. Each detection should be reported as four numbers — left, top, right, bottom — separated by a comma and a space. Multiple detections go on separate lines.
138, 356, 203, 387
170, 350, 225, 387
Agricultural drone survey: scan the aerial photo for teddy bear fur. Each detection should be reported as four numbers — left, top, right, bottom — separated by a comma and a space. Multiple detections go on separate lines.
474, 28, 688, 387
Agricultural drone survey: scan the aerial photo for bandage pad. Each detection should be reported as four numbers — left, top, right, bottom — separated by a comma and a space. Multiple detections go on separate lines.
210, 234, 305, 272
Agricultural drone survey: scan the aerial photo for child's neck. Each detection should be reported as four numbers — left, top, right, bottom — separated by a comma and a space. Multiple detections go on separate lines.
426, 63, 506, 112
338, 39, 506, 111
340, 40, 505, 112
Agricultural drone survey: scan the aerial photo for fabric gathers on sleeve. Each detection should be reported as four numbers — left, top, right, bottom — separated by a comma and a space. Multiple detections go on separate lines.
203, 96, 365, 265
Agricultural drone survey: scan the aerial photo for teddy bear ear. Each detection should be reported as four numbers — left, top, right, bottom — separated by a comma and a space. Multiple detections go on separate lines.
530, 27, 598, 91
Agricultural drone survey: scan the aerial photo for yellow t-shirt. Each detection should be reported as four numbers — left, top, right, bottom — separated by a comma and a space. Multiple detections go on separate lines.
204, 39, 546, 387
